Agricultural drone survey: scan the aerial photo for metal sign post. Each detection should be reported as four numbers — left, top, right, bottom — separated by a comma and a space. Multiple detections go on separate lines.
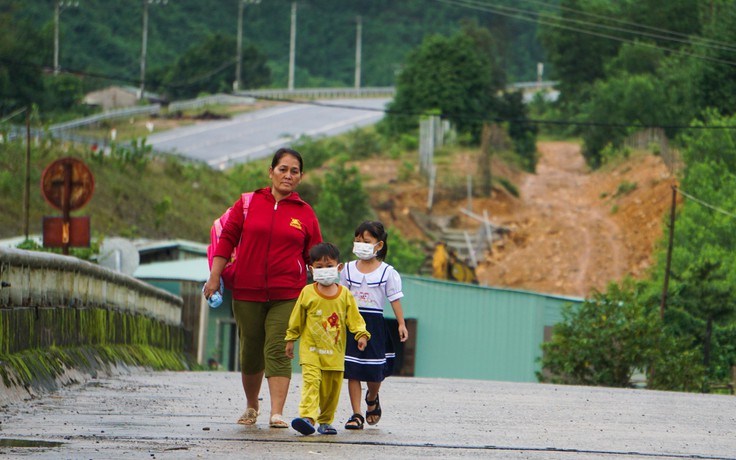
40, 157, 95, 254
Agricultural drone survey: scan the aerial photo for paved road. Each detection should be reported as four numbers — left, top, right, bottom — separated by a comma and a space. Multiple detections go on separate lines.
1, 371, 735, 459
148, 98, 390, 169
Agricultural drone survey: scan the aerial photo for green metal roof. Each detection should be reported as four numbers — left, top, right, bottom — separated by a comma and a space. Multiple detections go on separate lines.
134, 257, 209, 282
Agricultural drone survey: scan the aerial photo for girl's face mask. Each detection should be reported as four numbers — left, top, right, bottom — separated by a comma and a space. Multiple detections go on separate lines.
311, 266, 339, 286
352, 242, 378, 260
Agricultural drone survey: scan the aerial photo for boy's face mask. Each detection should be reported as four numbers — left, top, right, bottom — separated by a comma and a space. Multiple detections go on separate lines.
353, 242, 378, 260
312, 266, 339, 286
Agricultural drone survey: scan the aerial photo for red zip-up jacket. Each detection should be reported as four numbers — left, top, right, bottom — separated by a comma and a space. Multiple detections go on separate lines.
214, 187, 322, 302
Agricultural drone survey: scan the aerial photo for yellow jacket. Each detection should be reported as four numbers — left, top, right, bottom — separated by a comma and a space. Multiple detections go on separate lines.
285, 284, 370, 371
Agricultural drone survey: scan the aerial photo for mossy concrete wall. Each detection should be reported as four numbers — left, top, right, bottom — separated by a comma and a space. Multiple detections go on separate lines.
0, 247, 190, 404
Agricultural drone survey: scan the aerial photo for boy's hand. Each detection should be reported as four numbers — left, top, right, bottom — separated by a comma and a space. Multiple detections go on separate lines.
285, 341, 295, 359
398, 324, 409, 342
357, 336, 368, 351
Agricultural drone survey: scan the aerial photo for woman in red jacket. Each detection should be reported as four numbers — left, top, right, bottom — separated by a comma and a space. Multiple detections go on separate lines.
204, 147, 322, 429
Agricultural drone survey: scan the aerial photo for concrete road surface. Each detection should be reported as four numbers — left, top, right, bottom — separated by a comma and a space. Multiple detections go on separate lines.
1, 371, 735, 459
148, 98, 390, 169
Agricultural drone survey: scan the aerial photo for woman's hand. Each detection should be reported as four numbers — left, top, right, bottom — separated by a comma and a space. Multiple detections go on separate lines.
203, 275, 220, 299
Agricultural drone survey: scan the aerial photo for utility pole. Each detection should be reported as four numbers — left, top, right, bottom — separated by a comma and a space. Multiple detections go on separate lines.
24, 107, 31, 241
140, 0, 168, 100
54, 1, 79, 76
140, 0, 149, 100
659, 185, 678, 319
354, 15, 362, 92
288, 1, 297, 91
235, 0, 261, 92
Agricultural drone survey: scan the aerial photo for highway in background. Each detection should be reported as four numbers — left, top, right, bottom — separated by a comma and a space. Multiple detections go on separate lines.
148, 98, 390, 169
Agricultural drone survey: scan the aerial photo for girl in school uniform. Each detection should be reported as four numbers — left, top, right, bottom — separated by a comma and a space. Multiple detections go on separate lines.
340, 221, 408, 429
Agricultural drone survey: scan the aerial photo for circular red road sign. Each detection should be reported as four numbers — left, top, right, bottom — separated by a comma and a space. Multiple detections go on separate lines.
40, 157, 95, 211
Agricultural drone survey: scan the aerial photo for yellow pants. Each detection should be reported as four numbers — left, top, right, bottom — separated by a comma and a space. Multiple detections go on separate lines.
299, 364, 343, 425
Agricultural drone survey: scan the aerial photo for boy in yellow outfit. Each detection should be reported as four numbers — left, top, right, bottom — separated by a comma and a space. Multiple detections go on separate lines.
285, 242, 370, 436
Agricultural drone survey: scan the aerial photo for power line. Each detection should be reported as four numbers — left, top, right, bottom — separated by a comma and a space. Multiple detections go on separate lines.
4, 57, 736, 132
435, 0, 736, 67
676, 187, 736, 219
518, 0, 736, 53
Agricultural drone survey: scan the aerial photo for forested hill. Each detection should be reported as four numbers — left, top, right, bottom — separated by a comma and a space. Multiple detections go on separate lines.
13, 0, 543, 89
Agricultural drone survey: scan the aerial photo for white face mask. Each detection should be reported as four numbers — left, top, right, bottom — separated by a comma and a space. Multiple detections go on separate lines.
353, 242, 378, 260
312, 266, 339, 286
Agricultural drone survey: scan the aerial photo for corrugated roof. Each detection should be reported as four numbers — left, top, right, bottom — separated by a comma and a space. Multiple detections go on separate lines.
134, 239, 209, 255
134, 257, 209, 282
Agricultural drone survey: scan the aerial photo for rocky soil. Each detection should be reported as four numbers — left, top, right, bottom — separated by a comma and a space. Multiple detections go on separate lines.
362, 141, 679, 297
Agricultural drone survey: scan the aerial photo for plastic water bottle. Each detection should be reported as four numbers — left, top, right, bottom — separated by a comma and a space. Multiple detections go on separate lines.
207, 291, 223, 309
203, 279, 224, 309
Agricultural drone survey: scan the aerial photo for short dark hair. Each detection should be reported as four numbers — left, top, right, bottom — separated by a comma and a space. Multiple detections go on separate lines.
309, 242, 341, 264
271, 147, 303, 172
354, 220, 388, 260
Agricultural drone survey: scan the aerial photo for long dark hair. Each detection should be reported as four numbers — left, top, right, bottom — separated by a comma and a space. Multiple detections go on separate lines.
354, 220, 388, 260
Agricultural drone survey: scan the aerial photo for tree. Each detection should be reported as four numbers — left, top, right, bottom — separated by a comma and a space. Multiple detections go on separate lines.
537, 0, 620, 102
579, 72, 670, 167
539, 279, 702, 389
648, 112, 736, 384
497, 91, 538, 171
381, 29, 502, 141
670, 259, 736, 382
313, 159, 371, 257
160, 34, 270, 100
0, 11, 45, 114
693, 2, 736, 116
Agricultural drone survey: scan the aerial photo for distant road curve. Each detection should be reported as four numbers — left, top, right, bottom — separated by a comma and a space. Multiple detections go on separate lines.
148, 98, 390, 169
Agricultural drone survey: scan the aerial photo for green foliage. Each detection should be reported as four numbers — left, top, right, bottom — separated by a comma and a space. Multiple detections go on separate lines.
537, 0, 620, 101
695, 3, 736, 117
496, 177, 519, 197
539, 279, 702, 390
384, 228, 425, 275
0, 132, 241, 242
107, 138, 154, 171
382, 29, 501, 141
497, 91, 538, 172
643, 111, 736, 387
0, 11, 45, 113
580, 73, 669, 167
15, 238, 99, 261
312, 159, 372, 257
10, 0, 543, 95
613, 181, 637, 197
42, 74, 85, 113
161, 34, 270, 99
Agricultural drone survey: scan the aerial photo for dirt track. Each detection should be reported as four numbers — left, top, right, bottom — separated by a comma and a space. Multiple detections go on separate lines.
362, 140, 676, 297
475, 141, 675, 297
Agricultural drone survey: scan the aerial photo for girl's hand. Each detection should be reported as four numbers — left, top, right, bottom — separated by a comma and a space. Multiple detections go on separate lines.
398, 324, 409, 342
357, 336, 368, 351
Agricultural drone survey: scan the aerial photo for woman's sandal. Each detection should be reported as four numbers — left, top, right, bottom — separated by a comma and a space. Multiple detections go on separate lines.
269, 414, 289, 428
237, 407, 259, 425
365, 391, 382, 425
344, 413, 365, 430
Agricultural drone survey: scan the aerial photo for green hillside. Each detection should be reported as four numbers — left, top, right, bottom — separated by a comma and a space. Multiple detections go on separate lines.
12, 0, 543, 89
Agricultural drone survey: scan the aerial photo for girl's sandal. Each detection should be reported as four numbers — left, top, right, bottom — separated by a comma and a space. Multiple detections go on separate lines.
365, 391, 382, 425
344, 413, 365, 430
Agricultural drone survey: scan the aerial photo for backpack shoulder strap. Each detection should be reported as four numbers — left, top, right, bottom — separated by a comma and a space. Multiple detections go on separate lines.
242, 192, 254, 220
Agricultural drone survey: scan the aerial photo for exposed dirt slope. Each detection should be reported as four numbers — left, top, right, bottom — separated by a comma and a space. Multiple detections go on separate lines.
366, 141, 678, 298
